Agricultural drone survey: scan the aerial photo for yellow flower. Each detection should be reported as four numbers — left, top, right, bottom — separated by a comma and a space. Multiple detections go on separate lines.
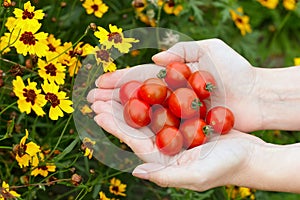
13, 1, 44, 30
31, 163, 56, 177
159, 0, 183, 16
10, 23, 49, 58
4, 17, 17, 32
294, 57, 300, 66
283, 0, 297, 10
94, 24, 139, 53
80, 105, 93, 115
99, 191, 110, 200
230, 7, 252, 36
45, 34, 63, 60
57, 42, 94, 76
94, 46, 117, 72
82, 0, 109, 18
132, 0, 147, 12
41, 81, 74, 120
137, 12, 156, 27
15, 129, 41, 168
0, 35, 11, 54
82, 137, 96, 159
109, 177, 127, 197
257, 0, 279, 9
0, 181, 21, 199
13, 76, 46, 116
38, 58, 66, 85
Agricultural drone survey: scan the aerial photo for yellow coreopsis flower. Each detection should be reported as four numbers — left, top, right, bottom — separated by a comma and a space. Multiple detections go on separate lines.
258, 0, 279, 9
31, 164, 56, 177
109, 177, 127, 197
283, 0, 297, 10
38, 58, 66, 85
230, 7, 252, 36
13, 76, 46, 116
57, 42, 94, 76
0, 181, 21, 199
14, 129, 41, 168
99, 191, 110, 200
13, 1, 44, 30
82, 137, 96, 159
94, 46, 117, 72
4, 17, 17, 33
294, 57, 300, 66
158, 0, 183, 16
94, 24, 139, 53
82, 0, 109, 18
10, 23, 49, 58
0, 35, 11, 54
41, 81, 74, 120
45, 34, 63, 60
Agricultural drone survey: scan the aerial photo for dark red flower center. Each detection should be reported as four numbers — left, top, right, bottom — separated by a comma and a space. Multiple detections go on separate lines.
92, 4, 98, 11
108, 32, 122, 44
96, 49, 110, 62
23, 88, 37, 105
45, 93, 60, 108
111, 186, 119, 193
48, 44, 56, 52
45, 63, 57, 76
20, 31, 36, 45
22, 9, 35, 20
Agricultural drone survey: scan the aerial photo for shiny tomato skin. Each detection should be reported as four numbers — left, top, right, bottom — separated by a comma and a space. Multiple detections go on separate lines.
168, 88, 207, 119
156, 126, 183, 156
206, 106, 234, 134
180, 118, 207, 149
138, 78, 167, 105
123, 98, 151, 128
187, 70, 216, 100
119, 80, 142, 105
164, 62, 192, 89
149, 105, 180, 134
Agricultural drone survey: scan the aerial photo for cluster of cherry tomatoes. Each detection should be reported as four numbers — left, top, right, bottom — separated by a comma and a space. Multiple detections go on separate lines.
119, 62, 235, 156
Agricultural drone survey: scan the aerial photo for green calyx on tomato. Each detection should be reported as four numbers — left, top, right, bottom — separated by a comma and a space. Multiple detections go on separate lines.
191, 98, 203, 110
205, 82, 215, 92
157, 69, 167, 79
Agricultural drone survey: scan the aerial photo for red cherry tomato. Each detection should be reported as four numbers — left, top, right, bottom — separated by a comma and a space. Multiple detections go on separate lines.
156, 126, 183, 156
138, 78, 167, 105
206, 106, 235, 134
157, 62, 191, 89
119, 80, 142, 105
168, 88, 207, 119
149, 105, 180, 134
187, 70, 216, 100
123, 98, 151, 128
180, 118, 208, 149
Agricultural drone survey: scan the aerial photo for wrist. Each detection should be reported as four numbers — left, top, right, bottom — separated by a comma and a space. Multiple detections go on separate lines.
254, 67, 300, 130
232, 141, 300, 193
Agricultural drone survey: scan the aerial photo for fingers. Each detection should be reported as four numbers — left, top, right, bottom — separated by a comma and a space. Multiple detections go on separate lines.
87, 88, 120, 103
94, 111, 155, 154
152, 38, 225, 66
95, 64, 164, 89
132, 163, 203, 191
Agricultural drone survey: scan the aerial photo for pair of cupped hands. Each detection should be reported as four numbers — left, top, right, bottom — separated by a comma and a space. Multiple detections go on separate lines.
87, 39, 265, 191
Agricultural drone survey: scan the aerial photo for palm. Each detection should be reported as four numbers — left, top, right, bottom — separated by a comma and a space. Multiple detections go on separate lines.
153, 39, 260, 132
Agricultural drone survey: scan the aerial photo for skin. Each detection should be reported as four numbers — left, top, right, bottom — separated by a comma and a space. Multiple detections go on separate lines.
87, 39, 300, 193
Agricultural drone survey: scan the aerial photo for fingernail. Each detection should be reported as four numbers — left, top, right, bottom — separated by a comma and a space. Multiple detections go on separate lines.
132, 168, 149, 180
152, 51, 165, 62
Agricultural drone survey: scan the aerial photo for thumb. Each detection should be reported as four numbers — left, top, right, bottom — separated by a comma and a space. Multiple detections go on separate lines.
132, 163, 198, 188
152, 41, 205, 66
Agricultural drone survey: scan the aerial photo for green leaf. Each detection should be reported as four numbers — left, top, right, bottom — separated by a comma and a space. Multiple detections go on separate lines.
54, 137, 80, 162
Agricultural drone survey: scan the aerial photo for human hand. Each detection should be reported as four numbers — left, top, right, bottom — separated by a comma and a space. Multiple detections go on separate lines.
87, 64, 265, 192
152, 38, 261, 132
